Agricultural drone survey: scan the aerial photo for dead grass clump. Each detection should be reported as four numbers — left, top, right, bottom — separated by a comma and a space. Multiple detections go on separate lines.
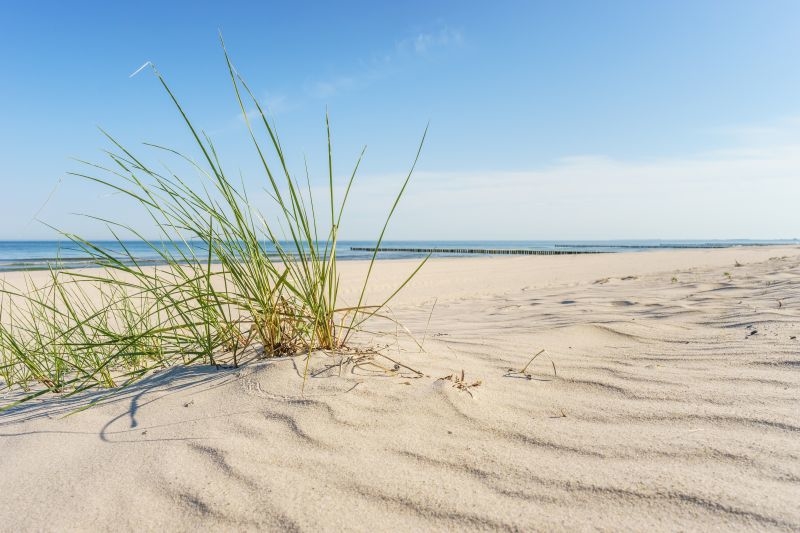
438, 369, 482, 397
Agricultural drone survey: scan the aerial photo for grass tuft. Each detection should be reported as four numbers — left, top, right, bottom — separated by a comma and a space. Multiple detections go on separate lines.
0, 39, 427, 408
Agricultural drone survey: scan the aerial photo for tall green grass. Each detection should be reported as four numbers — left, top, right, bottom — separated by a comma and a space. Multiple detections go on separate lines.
0, 38, 427, 409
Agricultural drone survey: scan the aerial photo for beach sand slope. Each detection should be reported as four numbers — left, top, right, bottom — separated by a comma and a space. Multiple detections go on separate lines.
1, 247, 799, 531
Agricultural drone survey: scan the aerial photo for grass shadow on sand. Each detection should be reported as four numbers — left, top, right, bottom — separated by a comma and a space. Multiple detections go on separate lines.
0, 364, 238, 428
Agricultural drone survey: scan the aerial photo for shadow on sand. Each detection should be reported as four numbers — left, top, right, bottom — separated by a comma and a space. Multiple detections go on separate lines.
0, 365, 239, 428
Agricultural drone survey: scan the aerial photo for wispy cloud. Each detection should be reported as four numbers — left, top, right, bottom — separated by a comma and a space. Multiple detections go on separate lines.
235, 92, 295, 125
233, 26, 465, 120
396, 26, 464, 55
307, 24, 464, 99
336, 119, 800, 240
707, 115, 800, 147
307, 76, 356, 99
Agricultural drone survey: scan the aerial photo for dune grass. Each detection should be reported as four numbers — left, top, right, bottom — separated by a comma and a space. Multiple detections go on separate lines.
0, 39, 427, 409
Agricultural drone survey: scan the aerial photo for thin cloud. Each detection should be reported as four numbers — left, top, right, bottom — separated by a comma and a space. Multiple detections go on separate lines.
336, 125, 800, 240
707, 115, 800, 147
397, 27, 464, 55
307, 76, 356, 99
236, 93, 295, 124
307, 25, 465, 98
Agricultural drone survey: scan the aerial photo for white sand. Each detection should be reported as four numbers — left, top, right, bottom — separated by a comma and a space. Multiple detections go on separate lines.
1, 246, 799, 531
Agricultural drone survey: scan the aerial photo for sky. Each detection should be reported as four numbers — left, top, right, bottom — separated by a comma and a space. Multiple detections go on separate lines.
1, 0, 799, 241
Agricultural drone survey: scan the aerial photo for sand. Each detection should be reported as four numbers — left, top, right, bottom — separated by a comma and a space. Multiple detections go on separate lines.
1, 246, 799, 531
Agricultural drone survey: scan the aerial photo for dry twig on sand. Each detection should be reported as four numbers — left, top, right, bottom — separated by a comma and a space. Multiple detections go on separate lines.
437, 369, 482, 397
505, 349, 558, 380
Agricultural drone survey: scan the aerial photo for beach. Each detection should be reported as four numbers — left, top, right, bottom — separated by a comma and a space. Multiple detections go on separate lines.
1, 245, 799, 531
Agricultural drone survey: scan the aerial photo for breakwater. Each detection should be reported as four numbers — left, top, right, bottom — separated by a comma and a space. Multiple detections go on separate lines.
350, 247, 608, 256
554, 243, 730, 249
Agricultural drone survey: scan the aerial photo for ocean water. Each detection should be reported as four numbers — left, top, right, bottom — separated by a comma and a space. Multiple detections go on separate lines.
0, 239, 795, 272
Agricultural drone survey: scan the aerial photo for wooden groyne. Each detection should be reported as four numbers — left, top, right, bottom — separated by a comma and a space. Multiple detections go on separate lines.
553, 243, 729, 249
350, 247, 607, 256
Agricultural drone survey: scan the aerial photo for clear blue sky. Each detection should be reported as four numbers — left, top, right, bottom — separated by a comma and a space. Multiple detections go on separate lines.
2, 0, 799, 240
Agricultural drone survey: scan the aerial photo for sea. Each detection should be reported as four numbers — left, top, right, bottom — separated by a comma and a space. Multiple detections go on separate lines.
0, 239, 795, 273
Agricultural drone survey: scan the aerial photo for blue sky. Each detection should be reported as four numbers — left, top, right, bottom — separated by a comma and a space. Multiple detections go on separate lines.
1, 0, 799, 240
